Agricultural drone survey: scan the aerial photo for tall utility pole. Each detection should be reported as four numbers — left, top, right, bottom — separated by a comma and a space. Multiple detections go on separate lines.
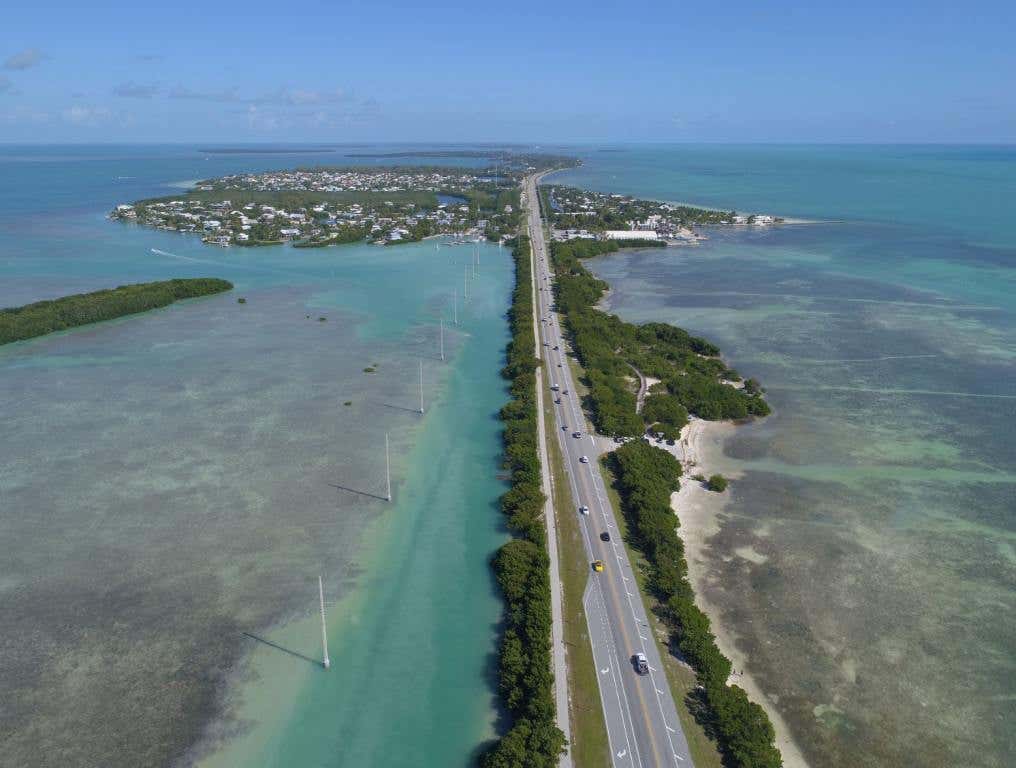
318, 575, 330, 670
385, 432, 392, 502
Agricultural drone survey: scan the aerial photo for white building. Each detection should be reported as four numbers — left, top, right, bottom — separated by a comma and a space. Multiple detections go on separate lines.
604, 230, 659, 241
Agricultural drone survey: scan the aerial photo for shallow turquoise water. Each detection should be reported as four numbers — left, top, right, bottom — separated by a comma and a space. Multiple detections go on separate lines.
552, 145, 1016, 768
0, 146, 509, 767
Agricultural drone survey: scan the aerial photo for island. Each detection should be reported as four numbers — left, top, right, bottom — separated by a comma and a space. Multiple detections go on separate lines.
542, 184, 783, 245
111, 156, 579, 248
0, 278, 233, 345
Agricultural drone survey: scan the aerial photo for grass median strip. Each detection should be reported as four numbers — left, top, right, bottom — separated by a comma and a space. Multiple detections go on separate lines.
541, 363, 611, 768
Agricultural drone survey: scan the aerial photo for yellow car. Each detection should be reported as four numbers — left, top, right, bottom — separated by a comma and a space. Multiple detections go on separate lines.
592, 560, 605, 572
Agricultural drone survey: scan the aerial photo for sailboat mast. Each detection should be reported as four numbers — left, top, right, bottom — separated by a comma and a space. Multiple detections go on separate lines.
453, 287, 458, 324
419, 360, 424, 414
440, 318, 445, 361
319, 575, 330, 670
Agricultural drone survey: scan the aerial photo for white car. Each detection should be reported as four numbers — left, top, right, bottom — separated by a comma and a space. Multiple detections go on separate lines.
579, 455, 589, 464
579, 505, 590, 515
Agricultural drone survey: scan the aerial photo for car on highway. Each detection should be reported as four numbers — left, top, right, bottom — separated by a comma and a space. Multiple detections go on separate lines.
562, 425, 568, 431
562, 389, 569, 395
579, 455, 589, 463
553, 345, 559, 350
554, 397, 561, 404
550, 384, 559, 391
592, 560, 605, 572
600, 531, 610, 542
572, 431, 581, 438
578, 505, 589, 515
632, 652, 649, 675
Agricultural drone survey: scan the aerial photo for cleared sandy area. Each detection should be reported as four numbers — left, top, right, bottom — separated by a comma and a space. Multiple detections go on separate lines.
668, 419, 811, 768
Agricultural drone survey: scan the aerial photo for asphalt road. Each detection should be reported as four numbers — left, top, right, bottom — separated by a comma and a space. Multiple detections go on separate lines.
526, 175, 692, 767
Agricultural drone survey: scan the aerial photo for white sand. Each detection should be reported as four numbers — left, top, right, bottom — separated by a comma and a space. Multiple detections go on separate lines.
669, 418, 811, 768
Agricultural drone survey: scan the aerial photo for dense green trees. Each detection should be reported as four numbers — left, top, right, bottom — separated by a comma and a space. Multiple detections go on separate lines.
483, 236, 566, 767
548, 240, 770, 437
0, 278, 233, 345
643, 393, 689, 436
610, 441, 781, 768
293, 225, 368, 247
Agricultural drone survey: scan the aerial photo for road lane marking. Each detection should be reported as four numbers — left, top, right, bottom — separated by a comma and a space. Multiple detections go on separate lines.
533, 192, 673, 767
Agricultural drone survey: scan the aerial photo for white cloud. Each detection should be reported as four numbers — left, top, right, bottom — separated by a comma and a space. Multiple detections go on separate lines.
252, 87, 349, 106
246, 105, 280, 131
114, 82, 160, 98
63, 105, 113, 126
168, 84, 351, 107
0, 105, 50, 124
4, 48, 47, 71
169, 85, 240, 102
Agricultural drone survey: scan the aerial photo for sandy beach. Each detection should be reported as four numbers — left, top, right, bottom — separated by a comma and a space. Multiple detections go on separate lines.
667, 418, 811, 768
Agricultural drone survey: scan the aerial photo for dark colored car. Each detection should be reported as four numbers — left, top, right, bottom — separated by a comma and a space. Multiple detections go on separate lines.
600, 531, 610, 542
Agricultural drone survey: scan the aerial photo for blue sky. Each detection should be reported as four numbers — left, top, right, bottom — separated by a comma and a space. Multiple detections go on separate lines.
2, 0, 1014, 143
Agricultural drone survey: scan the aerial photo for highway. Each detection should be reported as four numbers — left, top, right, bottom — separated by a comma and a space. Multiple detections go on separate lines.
525, 175, 692, 767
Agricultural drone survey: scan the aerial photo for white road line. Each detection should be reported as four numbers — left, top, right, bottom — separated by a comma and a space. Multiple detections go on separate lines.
533, 213, 641, 768
531, 193, 691, 766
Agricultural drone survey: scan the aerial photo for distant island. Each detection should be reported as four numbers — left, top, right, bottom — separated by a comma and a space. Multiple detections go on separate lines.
198, 148, 337, 155
0, 278, 232, 345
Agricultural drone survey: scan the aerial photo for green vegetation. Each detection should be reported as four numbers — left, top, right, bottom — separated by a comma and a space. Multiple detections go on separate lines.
293, 225, 368, 247
541, 364, 611, 767
608, 238, 667, 248
237, 297, 246, 304
596, 456, 725, 768
609, 441, 781, 768
0, 278, 233, 345
707, 474, 728, 493
544, 184, 738, 231
483, 235, 566, 768
549, 239, 769, 437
